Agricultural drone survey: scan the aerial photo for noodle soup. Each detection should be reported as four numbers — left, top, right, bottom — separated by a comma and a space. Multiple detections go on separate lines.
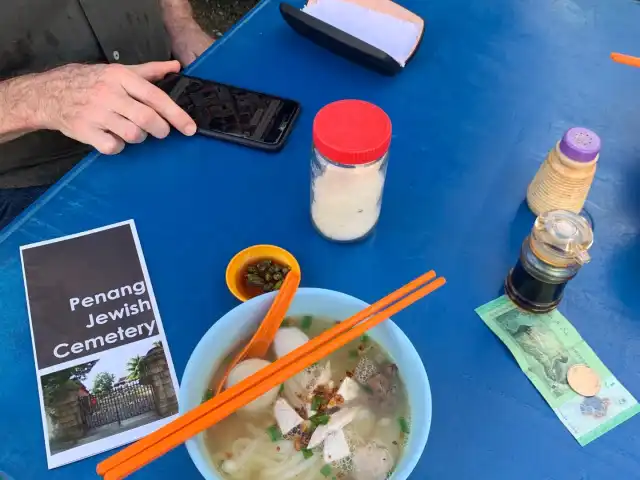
203, 316, 411, 480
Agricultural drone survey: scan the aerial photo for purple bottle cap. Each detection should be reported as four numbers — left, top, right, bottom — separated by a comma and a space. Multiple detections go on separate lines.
559, 127, 601, 163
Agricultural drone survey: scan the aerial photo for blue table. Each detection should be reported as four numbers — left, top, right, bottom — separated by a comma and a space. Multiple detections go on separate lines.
2, 0, 640, 478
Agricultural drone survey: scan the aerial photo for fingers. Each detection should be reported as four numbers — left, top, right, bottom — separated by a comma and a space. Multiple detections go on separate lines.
110, 96, 171, 139
102, 112, 148, 144
180, 52, 198, 67
59, 121, 124, 155
84, 129, 125, 155
128, 61, 181, 82
121, 71, 197, 136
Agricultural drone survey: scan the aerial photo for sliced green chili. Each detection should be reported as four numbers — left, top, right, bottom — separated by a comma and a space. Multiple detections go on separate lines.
311, 414, 330, 426
301, 315, 313, 331
266, 424, 283, 441
311, 395, 323, 411
398, 416, 410, 434
202, 389, 214, 403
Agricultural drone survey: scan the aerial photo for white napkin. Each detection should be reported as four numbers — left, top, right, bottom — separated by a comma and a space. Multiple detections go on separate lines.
302, 0, 421, 66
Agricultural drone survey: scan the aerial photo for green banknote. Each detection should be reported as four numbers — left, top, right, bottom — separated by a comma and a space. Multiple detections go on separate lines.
476, 295, 640, 446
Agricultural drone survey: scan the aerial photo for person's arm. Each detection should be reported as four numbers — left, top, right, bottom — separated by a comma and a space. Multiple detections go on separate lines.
159, 0, 215, 66
0, 61, 196, 152
0, 74, 43, 144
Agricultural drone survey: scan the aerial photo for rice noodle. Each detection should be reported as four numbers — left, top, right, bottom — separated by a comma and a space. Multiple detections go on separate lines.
208, 316, 410, 480
300, 463, 324, 480
231, 438, 254, 458
218, 420, 364, 479
260, 450, 304, 477
233, 438, 259, 466
261, 454, 319, 480
246, 423, 270, 439
217, 423, 320, 480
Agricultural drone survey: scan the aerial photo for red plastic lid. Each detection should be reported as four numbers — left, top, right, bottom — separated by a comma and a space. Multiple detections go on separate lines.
313, 100, 392, 165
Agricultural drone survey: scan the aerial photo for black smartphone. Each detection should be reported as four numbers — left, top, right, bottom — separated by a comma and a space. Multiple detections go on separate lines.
156, 73, 301, 152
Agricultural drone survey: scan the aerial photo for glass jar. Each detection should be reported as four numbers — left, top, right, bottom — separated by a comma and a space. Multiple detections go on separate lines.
310, 100, 392, 242
505, 209, 594, 313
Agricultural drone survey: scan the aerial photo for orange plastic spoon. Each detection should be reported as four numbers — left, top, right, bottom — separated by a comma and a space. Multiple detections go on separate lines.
215, 270, 300, 395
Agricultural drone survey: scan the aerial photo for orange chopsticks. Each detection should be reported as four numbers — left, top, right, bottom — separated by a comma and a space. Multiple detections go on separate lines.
98, 271, 446, 479
611, 52, 640, 68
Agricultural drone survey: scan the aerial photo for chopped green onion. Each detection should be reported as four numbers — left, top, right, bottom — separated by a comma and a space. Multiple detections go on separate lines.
311, 414, 330, 426
320, 465, 332, 477
311, 395, 323, 411
301, 315, 313, 331
279, 384, 285, 394
301, 448, 314, 459
266, 424, 283, 441
361, 334, 370, 343
362, 384, 374, 394
348, 349, 359, 359
398, 416, 410, 434
202, 389, 214, 403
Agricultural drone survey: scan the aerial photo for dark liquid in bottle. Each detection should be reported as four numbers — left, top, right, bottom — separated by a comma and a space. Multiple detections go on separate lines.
505, 259, 569, 313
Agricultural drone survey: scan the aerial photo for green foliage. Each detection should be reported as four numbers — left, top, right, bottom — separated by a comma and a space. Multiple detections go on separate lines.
92, 372, 116, 397
126, 355, 145, 381
41, 361, 97, 408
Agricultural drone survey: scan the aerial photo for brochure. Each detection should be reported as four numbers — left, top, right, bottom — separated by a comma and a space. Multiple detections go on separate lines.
20, 220, 179, 468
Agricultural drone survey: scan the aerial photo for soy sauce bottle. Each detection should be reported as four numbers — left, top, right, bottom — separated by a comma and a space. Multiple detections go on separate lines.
505, 210, 593, 313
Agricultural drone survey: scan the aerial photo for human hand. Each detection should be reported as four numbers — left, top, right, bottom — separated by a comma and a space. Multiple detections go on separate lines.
37, 61, 196, 155
170, 22, 215, 66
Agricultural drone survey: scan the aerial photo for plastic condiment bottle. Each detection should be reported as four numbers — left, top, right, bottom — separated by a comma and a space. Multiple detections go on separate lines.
527, 127, 601, 216
505, 209, 594, 313
311, 100, 392, 242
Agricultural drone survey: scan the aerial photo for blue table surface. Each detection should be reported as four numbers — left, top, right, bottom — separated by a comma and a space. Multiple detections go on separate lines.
2, 0, 640, 478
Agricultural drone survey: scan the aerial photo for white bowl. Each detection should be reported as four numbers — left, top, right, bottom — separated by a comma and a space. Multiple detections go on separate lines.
180, 288, 432, 479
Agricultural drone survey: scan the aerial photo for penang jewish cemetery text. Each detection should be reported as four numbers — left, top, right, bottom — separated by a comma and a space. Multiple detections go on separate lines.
54, 281, 157, 359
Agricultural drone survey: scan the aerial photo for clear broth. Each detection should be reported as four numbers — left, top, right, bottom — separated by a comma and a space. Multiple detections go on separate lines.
203, 316, 410, 480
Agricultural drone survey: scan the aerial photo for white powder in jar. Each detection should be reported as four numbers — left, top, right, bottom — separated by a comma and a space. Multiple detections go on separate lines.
312, 158, 386, 241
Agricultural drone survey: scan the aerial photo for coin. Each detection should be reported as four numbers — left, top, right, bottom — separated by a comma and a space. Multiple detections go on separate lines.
567, 364, 601, 397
